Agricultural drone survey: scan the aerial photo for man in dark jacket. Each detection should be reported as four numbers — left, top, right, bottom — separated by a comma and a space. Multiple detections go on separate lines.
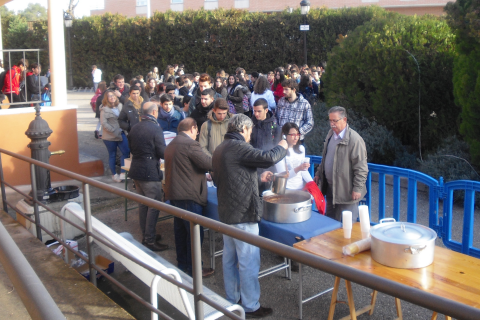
26, 62, 43, 102
165, 117, 214, 277
250, 98, 281, 151
118, 86, 144, 133
212, 114, 287, 318
190, 88, 215, 137
188, 73, 222, 114
127, 102, 168, 251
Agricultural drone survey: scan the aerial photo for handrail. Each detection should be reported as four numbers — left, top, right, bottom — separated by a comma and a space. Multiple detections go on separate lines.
1, 148, 480, 319
0, 220, 64, 320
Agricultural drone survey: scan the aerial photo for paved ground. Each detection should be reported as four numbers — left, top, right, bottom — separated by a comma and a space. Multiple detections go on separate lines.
3, 92, 477, 319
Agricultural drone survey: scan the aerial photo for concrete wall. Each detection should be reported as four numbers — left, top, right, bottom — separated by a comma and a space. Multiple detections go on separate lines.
91, 0, 449, 16
0, 106, 103, 186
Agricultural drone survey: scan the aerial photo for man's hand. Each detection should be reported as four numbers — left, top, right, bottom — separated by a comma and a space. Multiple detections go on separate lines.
314, 176, 320, 184
352, 191, 361, 201
114, 90, 121, 98
278, 140, 288, 149
260, 171, 274, 183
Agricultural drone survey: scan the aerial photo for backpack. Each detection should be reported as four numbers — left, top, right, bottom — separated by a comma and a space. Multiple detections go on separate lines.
90, 92, 102, 112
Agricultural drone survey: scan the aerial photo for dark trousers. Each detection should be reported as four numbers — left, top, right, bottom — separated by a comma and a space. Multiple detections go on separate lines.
134, 180, 162, 244
170, 200, 205, 274
325, 183, 359, 222
6, 92, 24, 107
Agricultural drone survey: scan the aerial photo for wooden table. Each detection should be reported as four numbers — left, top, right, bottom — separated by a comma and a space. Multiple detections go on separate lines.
294, 223, 480, 320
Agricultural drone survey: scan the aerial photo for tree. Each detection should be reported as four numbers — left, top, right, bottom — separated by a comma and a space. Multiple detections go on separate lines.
445, 0, 480, 166
18, 3, 47, 21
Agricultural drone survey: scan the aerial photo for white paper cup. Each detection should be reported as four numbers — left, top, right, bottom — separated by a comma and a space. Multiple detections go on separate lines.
361, 231, 370, 239
343, 228, 352, 239
342, 211, 352, 229
303, 157, 310, 164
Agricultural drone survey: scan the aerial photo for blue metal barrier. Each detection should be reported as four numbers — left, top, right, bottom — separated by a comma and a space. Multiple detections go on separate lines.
307, 155, 480, 258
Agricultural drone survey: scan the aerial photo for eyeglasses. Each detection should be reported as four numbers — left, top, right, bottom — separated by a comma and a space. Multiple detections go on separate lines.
287, 133, 301, 137
329, 118, 344, 123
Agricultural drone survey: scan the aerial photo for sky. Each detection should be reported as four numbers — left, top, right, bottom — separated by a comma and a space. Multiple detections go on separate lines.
5, 0, 103, 17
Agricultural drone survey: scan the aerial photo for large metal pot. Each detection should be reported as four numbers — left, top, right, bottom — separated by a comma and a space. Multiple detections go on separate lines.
370, 218, 437, 269
262, 190, 312, 223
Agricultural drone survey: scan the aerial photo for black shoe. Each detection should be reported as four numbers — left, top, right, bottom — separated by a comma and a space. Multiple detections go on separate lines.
142, 234, 162, 245
94, 130, 100, 139
144, 242, 169, 252
202, 267, 214, 278
246, 306, 273, 318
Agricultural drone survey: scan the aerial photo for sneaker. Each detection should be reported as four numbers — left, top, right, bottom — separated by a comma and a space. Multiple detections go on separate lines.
118, 173, 126, 181
246, 306, 273, 318
144, 242, 169, 252
94, 130, 100, 139
202, 268, 215, 278
112, 174, 121, 183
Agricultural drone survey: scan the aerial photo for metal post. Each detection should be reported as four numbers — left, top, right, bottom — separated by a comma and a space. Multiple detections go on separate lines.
67, 27, 73, 89
303, 15, 307, 65
299, 262, 303, 319
83, 183, 97, 286
0, 153, 8, 213
190, 221, 204, 319
30, 164, 42, 242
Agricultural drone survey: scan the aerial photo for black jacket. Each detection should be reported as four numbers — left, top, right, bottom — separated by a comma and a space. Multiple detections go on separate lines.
190, 102, 214, 136
227, 83, 245, 114
118, 99, 144, 133
127, 115, 166, 181
251, 111, 282, 151
212, 132, 287, 224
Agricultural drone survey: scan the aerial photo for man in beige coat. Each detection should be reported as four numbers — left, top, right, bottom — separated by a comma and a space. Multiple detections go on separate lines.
164, 117, 214, 277
199, 98, 232, 156
314, 106, 368, 221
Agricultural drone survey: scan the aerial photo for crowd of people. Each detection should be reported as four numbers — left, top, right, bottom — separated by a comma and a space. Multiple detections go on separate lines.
92, 63, 367, 319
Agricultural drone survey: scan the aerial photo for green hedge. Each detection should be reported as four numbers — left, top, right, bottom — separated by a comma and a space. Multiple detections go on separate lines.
323, 13, 458, 151
2, 6, 388, 87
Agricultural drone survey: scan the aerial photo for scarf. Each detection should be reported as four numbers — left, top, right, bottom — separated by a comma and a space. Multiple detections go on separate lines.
159, 106, 175, 119
129, 96, 144, 110
141, 114, 159, 126
224, 131, 245, 141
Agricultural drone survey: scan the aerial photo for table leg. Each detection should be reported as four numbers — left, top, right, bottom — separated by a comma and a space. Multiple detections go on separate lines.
299, 262, 303, 320
394, 298, 403, 320
345, 280, 358, 320
327, 277, 341, 320
431, 312, 438, 320
368, 290, 378, 315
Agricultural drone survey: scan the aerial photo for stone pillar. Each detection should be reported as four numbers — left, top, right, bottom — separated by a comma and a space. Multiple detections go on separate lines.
48, 0, 68, 106
25, 105, 54, 201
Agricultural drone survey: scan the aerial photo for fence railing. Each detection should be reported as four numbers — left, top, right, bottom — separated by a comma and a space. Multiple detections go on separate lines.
308, 155, 480, 259
1, 148, 480, 320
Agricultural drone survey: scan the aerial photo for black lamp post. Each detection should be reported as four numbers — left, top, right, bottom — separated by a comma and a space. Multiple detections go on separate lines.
300, 0, 311, 65
64, 12, 74, 89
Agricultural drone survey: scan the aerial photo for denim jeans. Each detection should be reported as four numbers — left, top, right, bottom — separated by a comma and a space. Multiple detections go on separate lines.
133, 180, 162, 244
223, 222, 260, 313
170, 200, 205, 275
103, 132, 130, 175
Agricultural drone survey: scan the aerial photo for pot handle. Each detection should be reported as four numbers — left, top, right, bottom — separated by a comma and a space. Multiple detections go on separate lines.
294, 204, 312, 213
404, 245, 427, 255
379, 218, 396, 224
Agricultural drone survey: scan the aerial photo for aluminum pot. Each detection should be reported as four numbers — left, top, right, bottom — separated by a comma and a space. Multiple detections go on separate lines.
262, 190, 312, 223
370, 218, 437, 269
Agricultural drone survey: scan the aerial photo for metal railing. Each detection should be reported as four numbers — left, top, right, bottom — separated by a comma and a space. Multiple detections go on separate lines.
308, 155, 480, 258
1, 147, 480, 320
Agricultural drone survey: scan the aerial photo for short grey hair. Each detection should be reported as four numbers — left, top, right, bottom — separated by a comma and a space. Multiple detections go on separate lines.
328, 106, 347, 119
227, 114, 253, 133
142, 102, 158, 115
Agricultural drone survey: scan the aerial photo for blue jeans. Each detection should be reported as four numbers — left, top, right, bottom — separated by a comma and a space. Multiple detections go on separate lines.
134, 180, 162, 244
103, 132, 130, 175
223, 222, 260, 312
170, 200, 205, 275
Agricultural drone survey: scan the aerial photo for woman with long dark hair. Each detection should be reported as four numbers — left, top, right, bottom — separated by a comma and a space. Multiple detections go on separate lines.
250, 76, 276, 112
214, 76, 227, 98
100, 90, 130, 183
144, 77, 157, 99
226, 74, 244, 114
272, 68, 285, 104
274, 122, 312, 190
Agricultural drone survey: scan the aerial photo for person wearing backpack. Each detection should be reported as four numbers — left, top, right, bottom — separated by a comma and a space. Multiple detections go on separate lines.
226, 75, 244, 115
199, 98, 232, 157
2, 59, 27, 105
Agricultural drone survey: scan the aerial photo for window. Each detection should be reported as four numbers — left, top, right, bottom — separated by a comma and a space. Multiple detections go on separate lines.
136, 0, 147, 6
171, 0, 183, 3
234, 0, 249, 9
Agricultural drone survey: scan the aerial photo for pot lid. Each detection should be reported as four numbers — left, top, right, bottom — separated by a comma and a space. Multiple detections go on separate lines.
371, 221, 437, 244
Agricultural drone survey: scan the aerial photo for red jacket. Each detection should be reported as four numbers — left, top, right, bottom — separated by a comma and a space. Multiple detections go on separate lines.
3, 65, 21, 95
272, 83, 284, 104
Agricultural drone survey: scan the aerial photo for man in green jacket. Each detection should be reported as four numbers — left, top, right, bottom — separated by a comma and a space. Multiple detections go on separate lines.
314, 106, 368, 221
199, 98, 232, 157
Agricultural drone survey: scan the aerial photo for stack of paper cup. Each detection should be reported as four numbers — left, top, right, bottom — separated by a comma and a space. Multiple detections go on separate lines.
342, 211, 352, 239
359, 205, 371, 239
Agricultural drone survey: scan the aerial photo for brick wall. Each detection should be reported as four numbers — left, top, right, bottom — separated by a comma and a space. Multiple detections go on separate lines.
90, 0, 448, 16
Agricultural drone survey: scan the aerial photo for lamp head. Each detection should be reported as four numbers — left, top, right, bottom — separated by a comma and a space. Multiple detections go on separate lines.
300, 0, 310, 15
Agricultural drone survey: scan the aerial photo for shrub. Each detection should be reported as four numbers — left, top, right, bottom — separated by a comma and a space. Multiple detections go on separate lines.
305, 102, 415, 167
323, 14, 458, 152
